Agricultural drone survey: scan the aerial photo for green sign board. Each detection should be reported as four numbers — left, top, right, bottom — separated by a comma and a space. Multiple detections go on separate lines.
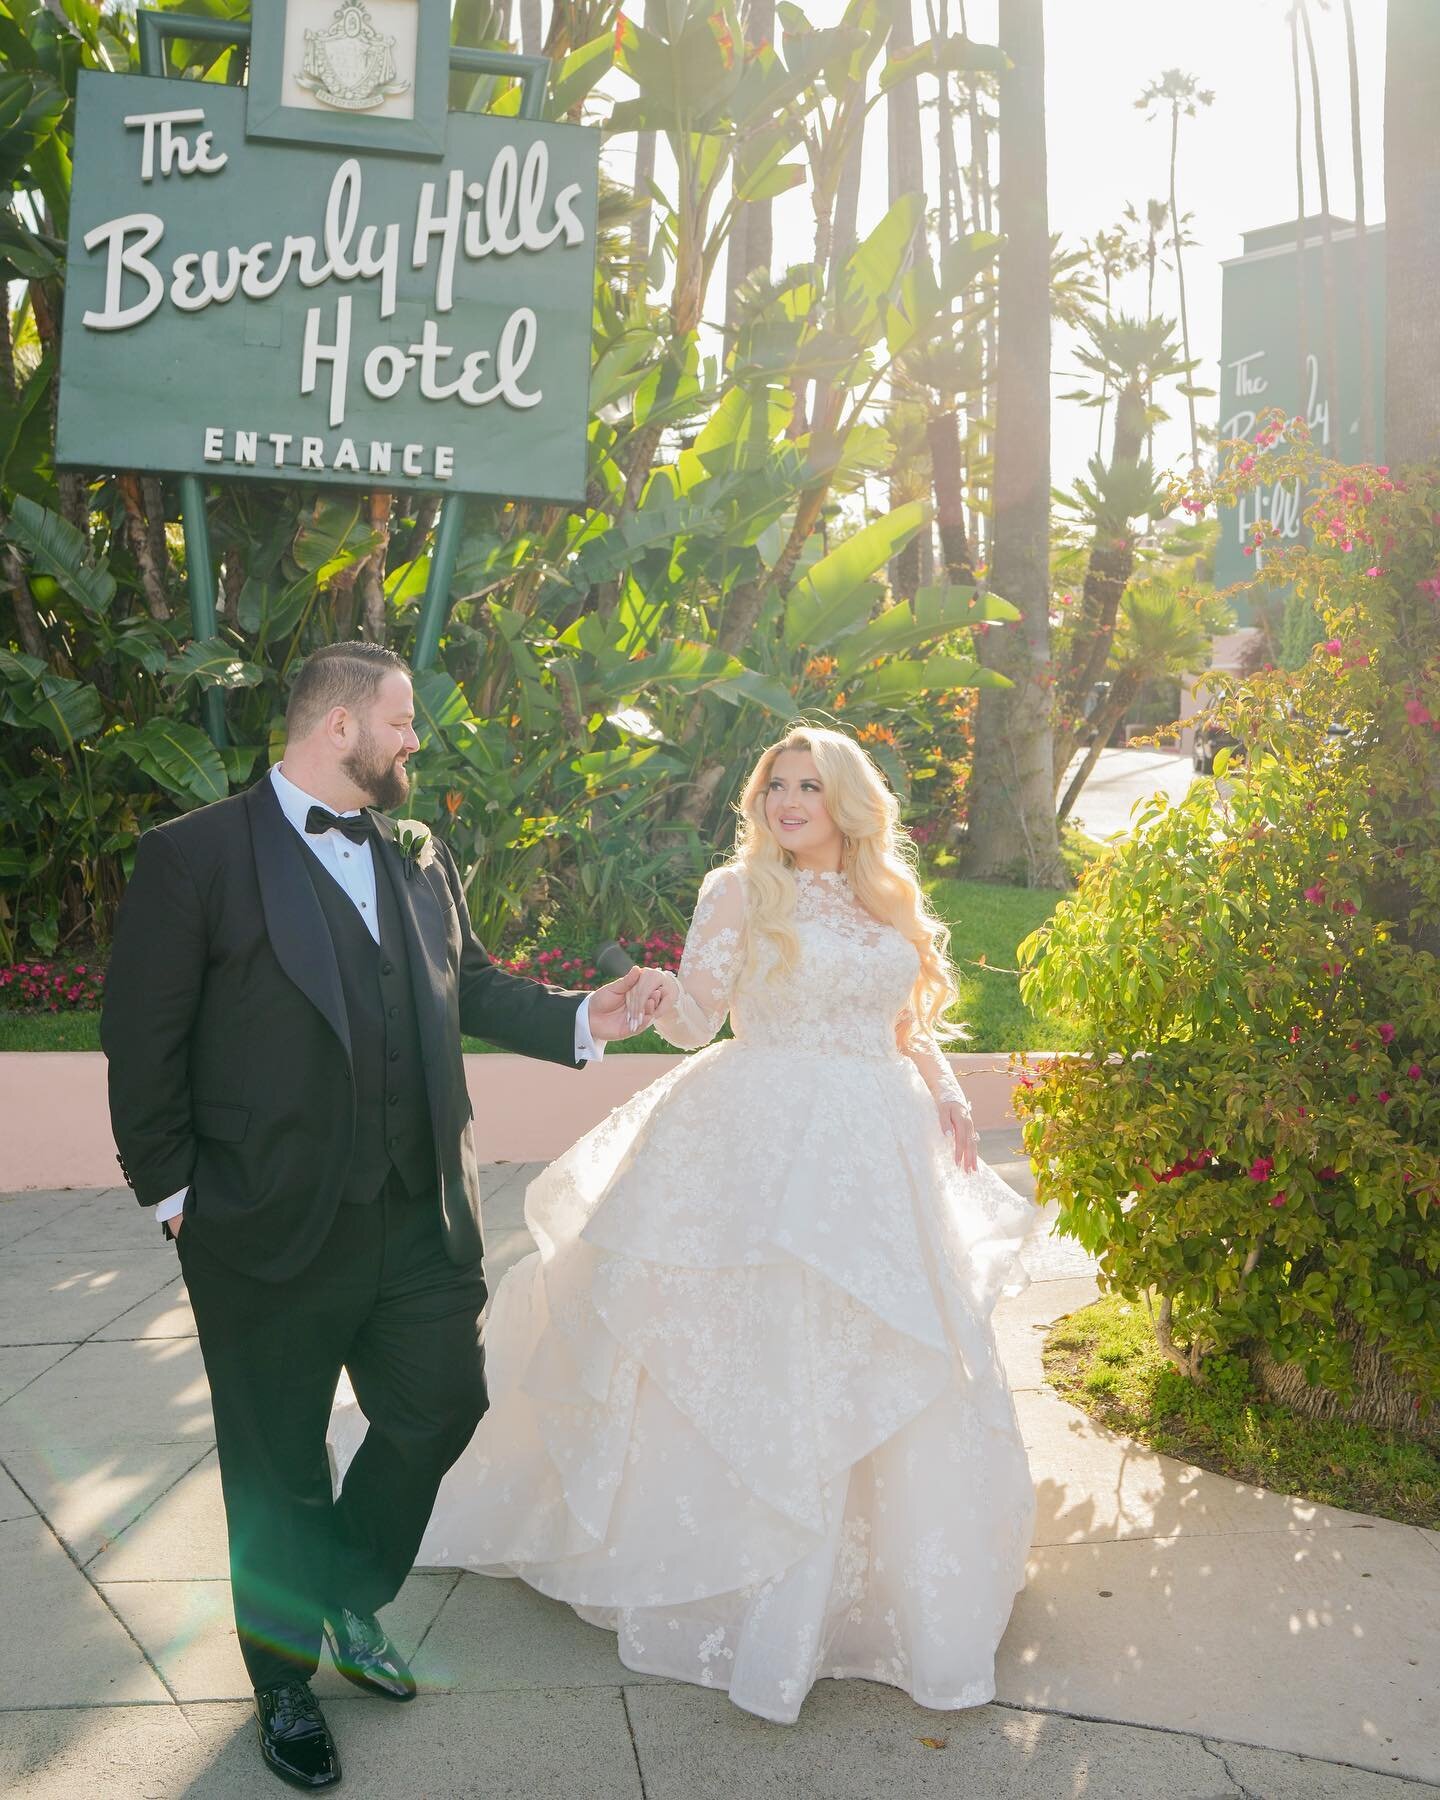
1215, 220, 1385, 599
56, 48, 599, 500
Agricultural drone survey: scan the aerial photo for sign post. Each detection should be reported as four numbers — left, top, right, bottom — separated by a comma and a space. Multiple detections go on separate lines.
56, 0, 600, 741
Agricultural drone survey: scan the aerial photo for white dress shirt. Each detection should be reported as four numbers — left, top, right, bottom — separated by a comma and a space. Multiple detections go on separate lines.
155, 763, 602, 1223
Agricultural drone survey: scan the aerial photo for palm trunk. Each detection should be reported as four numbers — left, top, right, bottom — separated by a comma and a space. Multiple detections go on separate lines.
1300, 1, 1342, 457
961, 0, 1063, 886
1055, 670, 1140, 824
1167, 104, 1199, 475
928, 408, 974, 583
887, 0, 927, 600
1291, 12, 1312, 424
1343, 0, 1375, 461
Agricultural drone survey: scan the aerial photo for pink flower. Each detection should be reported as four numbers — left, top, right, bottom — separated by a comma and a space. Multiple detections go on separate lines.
1365, 566, 1381, 579
1269, 1191, 1288, 1207
1249, 1156, 1275, 1182
1378, 1090, 1392, 1105
1238, 455, 1256, 474
1340, 900, 1358, 916
1409, 1064, 1424, 1080
1304, 883, 1326, 905
1377, 465, 1389, 474
1318, 1167, 1337, 1181
1378, 1022, 1396, 1044
1323, 638, 1344, 654
1242, 545, 1254, 557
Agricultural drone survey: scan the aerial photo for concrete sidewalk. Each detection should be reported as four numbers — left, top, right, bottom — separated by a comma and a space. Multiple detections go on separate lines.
1, 1132, 1435, 1798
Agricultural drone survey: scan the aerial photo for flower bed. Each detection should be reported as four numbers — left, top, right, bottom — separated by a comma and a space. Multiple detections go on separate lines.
0, 960, 105, 1012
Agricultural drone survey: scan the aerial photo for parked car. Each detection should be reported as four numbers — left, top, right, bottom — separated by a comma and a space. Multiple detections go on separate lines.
1192, 715, 1244, 775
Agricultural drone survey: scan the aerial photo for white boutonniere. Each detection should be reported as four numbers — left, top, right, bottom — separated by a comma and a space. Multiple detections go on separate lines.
391, 818, 437, 879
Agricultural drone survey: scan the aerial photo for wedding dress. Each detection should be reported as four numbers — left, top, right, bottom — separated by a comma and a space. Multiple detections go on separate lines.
329, 866, 1040, 1724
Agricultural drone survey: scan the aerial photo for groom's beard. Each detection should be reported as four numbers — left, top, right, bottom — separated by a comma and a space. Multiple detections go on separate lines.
343, 724, 411, 812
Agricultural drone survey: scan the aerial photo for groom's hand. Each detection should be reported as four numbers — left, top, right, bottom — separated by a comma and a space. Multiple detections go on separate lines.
587, 966, 670, 1041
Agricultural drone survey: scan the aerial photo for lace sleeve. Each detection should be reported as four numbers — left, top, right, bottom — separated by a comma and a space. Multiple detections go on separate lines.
895, 1007, 970, 1114
653, 867, 747, 1051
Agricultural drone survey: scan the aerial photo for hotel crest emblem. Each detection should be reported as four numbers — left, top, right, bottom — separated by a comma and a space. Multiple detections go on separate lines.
296, 0, 411, 112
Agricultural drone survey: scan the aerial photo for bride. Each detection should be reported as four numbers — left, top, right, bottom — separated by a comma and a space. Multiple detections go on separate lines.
330, 724, 1040, 1724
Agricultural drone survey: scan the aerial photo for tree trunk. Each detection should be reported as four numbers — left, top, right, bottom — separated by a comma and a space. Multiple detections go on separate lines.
886, 0, 928, 599
960, 0, 1063, 886
1300, 2, 1342, 457
1252, 1317, 1438, 1444
1384, 0, 1440, 462
1167, 103, 1199, 476
725, 0, 776, 354
927, 408, 974, 583
1342, 0, 1376, 463
519, 0, 541, 56
1055, 669, 1139, 824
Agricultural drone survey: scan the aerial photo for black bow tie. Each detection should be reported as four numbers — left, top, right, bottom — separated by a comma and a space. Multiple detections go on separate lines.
304, 805, 374, 845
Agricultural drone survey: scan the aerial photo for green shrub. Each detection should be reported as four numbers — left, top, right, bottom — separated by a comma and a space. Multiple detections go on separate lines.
1015, 420, 1440, 1430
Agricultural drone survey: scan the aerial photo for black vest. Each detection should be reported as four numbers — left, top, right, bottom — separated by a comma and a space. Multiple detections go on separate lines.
299, 844, 438, 1205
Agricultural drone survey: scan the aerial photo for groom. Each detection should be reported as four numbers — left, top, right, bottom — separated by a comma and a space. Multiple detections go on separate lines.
102, 641, 663, 1790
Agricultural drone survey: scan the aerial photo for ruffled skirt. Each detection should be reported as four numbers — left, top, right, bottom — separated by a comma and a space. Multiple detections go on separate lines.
329, 1041, 1041, 1723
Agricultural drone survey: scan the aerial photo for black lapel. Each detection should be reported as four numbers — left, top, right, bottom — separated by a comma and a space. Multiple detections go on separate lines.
370, 813, 450, 1061
245, 777, 352, 1065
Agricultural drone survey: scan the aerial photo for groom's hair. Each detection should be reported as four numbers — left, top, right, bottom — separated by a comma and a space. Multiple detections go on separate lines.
286, 642, 411, 740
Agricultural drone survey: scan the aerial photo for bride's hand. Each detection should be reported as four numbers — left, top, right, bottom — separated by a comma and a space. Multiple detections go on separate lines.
938, 1100, 979, 1173
588, 967, 672, 1040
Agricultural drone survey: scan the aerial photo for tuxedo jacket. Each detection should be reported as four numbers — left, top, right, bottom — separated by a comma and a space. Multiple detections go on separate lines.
101, 775, 584, 1283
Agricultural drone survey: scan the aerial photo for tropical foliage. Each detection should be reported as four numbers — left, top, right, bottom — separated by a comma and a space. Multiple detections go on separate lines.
0, 0, 1018, 958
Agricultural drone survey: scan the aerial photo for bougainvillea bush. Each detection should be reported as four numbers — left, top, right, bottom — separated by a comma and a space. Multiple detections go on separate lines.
1014, 420, 1440, 1436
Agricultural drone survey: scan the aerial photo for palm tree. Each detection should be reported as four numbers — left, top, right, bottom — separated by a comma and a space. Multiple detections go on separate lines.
1056, 578, 1231, 824
887, 0, 929, 598
725, 0, 776, 348
961, 0, 1064, 886
1135, 69, 1213, 476
1082, 225, 1134, 455
1052, 313, 1190, 789
1343, 0, 1374, 460
1298, 1, 1342, 454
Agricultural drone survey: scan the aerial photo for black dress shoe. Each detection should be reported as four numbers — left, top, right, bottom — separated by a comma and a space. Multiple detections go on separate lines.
254, 1679, 341, 1790
323, 1605, 417, 1701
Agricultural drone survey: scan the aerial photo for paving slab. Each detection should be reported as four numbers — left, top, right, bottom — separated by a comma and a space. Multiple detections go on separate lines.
14, 1189, 158, 1253
0, 1706, 207, 1800
0, 1243, 178, 1347
1211, 1739, 1440, 1798
90, 1276, 196, 1342
1015, 1385, 1372, 1547
1017, 1207, 1098, 1282
0, 1460, 35, 1523
87, 1450, 226, 1581
0, 1512, 169, 1707
0, 1689, 645, 1800
0, 1343, 75, 1406
996, 1523, 1440, 1783
624, 1681, 1240, 1800
992, 1273, 1102, 1390
0, 1339, 214, 1562
414, 1568, 667, 1693
0, 1191, 90, 1251
100, 1569, 459, 1702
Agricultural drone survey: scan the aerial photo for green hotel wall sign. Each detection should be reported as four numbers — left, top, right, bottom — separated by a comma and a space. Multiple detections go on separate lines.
53, 0, 599, 728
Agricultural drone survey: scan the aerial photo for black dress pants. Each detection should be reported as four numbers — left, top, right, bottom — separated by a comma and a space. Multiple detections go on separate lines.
178, 1173, 488, 1690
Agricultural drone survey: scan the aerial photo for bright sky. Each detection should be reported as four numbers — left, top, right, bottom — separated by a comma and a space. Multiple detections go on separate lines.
603, 0, 1389, 493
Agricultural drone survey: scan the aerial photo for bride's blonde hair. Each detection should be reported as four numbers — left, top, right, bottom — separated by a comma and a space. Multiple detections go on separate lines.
727, 723, 963, 1044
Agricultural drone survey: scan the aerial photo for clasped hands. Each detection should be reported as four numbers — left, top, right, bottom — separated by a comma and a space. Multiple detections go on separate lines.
586, 965, 672, 1042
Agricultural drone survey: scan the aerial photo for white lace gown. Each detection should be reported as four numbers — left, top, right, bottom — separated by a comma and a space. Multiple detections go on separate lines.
329, 867, 1041, 1724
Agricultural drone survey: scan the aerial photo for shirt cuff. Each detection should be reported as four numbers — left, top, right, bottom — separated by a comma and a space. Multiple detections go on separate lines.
154, 1187, 188, 1224
574, 992, 605, 1063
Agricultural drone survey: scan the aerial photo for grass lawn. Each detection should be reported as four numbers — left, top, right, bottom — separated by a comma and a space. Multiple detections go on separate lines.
1044, 1294, 1440, 1530
1, 875, 1081, 1056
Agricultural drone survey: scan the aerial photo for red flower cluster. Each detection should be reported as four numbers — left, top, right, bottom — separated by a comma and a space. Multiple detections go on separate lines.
1151, 1149, 1213, 1185
502, 930, 685, 986
0, 961, 106, 1013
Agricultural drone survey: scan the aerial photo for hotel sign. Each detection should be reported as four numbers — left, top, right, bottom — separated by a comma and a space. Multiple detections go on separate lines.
55, 1, 599, 500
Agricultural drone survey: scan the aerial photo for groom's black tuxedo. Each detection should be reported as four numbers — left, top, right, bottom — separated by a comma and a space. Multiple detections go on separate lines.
103, 773, 583, 1280
101, 771, 586, 1692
